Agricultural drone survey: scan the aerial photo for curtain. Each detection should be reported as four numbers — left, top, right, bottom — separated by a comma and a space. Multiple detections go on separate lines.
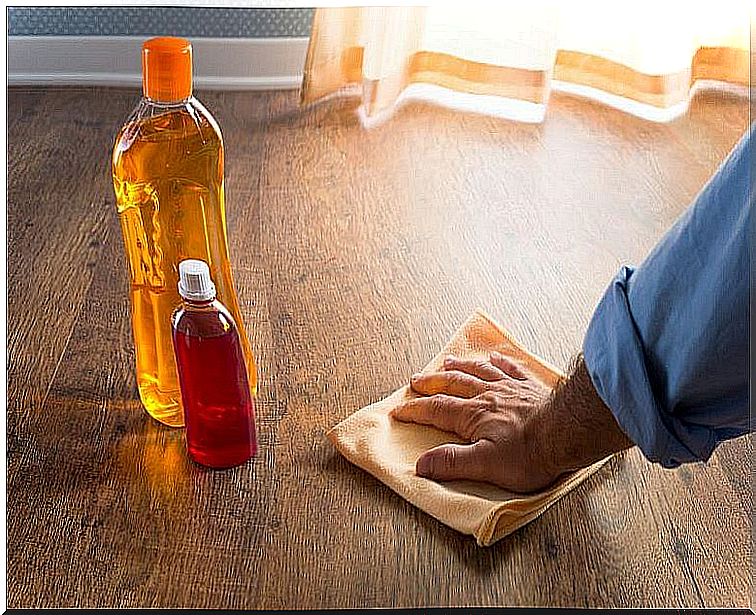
300, 3, 749, 124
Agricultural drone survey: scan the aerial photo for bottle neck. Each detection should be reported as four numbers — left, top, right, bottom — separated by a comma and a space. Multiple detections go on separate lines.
142, 94, 193, 108
182, 296, 216, 309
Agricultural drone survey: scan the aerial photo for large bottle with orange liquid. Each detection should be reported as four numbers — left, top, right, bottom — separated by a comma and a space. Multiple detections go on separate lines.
112, 37, 257, 427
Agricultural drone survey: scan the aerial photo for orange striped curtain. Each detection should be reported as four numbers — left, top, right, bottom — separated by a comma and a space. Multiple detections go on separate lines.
301, 3, 749, 123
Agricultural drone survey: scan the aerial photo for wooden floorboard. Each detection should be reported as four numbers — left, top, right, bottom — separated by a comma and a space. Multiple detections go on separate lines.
6, 84, 752, 608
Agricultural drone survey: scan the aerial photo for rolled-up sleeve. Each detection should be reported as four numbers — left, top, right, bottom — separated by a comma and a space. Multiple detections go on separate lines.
583, 125, 753, 468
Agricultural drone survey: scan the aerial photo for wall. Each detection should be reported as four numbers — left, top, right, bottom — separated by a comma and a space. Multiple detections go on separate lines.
7, 7, 315, 89
8, 7, 314, 38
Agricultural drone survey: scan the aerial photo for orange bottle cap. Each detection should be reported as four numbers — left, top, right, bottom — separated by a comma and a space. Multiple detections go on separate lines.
142, 37, 193, 103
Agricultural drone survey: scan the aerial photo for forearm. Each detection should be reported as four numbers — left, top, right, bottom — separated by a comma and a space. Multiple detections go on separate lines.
581, 127, 751, 468
529, 354, 634, 479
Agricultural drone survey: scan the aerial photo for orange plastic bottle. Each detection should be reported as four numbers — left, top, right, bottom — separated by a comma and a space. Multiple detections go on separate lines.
112, 37, 257, 427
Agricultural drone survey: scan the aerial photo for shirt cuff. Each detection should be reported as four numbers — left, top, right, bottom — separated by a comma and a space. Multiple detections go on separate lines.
582, 266, 713, 468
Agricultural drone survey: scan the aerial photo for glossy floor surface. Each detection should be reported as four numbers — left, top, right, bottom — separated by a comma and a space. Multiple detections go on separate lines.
7, 85, 752, 608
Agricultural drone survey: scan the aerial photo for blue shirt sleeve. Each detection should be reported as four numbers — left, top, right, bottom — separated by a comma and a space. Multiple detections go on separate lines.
582, 124, 753, 468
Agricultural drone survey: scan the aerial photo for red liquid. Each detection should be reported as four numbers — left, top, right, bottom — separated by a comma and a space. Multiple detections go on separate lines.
173, 317, 257, 469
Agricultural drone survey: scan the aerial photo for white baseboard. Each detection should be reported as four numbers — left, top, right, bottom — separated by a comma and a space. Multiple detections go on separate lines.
7, 35, 308, 90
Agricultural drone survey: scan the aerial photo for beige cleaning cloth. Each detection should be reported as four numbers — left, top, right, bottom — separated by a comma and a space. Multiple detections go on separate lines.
327, 310, 611, 546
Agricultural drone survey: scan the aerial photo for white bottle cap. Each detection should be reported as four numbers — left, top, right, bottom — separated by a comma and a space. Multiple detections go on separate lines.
178, 259, 216, 302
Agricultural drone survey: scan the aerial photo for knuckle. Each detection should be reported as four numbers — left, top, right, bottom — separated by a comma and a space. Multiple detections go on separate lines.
478, 390, 498, 407
510, 362, 529, 380
474, 359, 491, 372
429, 394, 449, 415
441, 446, 457, 471
449, 372, 469, 389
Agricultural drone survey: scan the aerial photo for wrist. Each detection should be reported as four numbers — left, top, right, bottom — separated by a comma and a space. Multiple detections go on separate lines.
530, 355, 634, 479
523, 394, 564, 487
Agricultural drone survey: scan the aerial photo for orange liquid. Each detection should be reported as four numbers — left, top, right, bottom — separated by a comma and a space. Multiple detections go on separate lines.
112, 99, 257, 427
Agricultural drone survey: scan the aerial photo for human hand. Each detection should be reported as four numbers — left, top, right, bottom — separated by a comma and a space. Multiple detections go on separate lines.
390, 352, 560, 493
390, 352, 634, 494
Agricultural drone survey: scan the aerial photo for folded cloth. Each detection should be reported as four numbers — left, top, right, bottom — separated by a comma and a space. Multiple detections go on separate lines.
327, 310, 612, 546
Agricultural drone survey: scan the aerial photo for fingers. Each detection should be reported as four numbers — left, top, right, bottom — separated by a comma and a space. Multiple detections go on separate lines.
440, 353, 530, 382
441, 355, 506, 381
390, 395, 478, 439
489, 351, 528, 380
410, 370, 488, 398
415, 440, 495, 483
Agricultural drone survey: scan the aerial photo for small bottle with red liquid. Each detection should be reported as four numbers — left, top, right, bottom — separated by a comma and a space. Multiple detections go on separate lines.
171, 259, 257, 468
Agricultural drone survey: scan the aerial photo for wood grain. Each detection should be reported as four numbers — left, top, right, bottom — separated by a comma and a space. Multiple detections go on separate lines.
6, 84, 752, 609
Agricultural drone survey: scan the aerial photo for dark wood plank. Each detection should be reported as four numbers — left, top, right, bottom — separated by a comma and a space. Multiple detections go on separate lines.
6, 87, 135, 485
7, 86, 278, 609
6, 84, 751, 609
250, 88, 751, 608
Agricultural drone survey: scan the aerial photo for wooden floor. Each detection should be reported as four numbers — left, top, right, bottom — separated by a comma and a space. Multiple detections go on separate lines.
7, 85, 752, 609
